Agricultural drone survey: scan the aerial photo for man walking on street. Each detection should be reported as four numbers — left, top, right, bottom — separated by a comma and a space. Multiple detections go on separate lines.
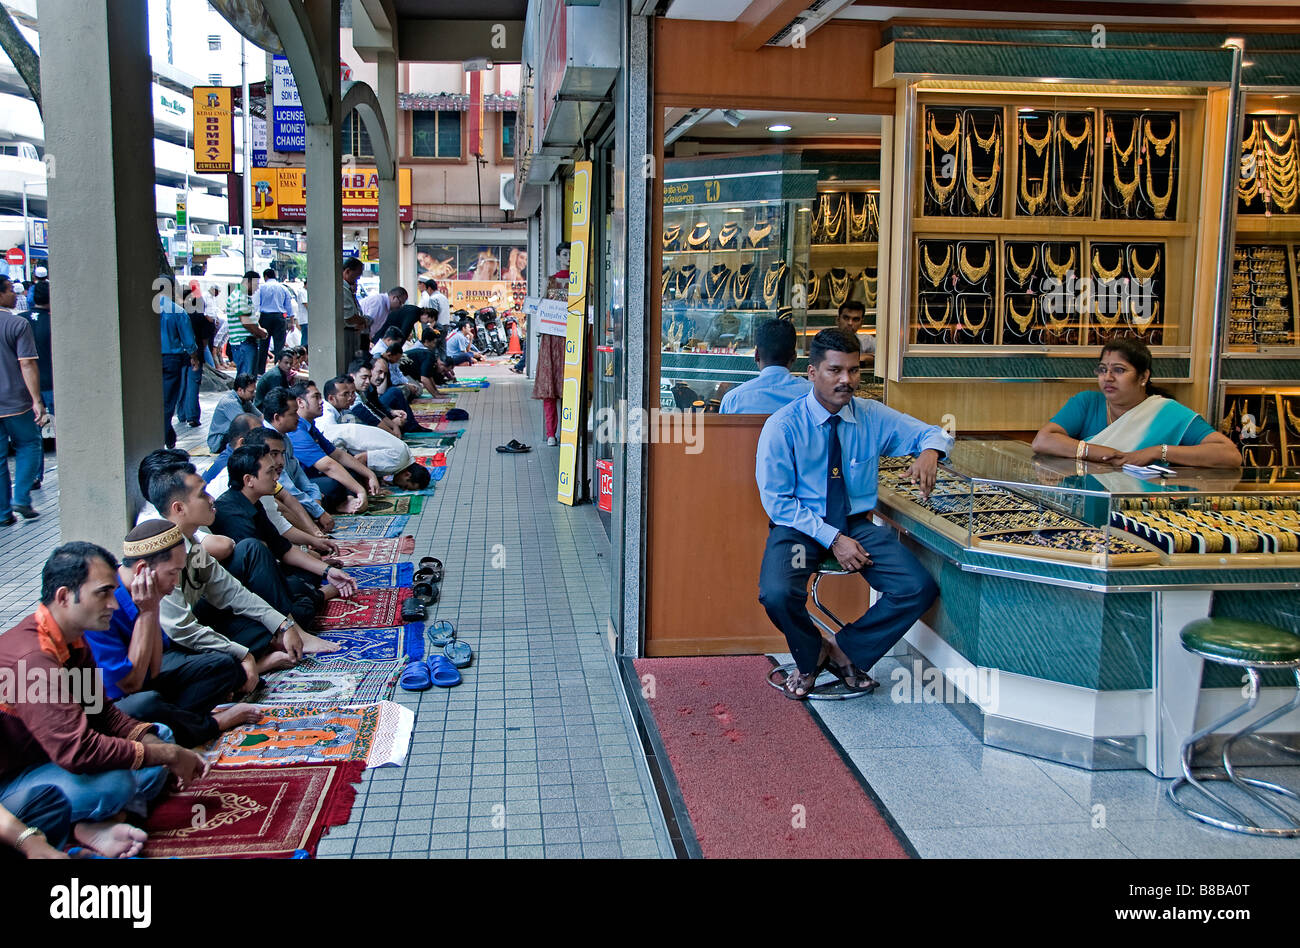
159, 278, 197, 449
0, 276, 47, 524
252, 267, 293, 375
225, 270, 264, 378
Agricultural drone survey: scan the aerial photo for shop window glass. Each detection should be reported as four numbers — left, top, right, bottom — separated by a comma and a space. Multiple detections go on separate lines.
413, 111, 462, 158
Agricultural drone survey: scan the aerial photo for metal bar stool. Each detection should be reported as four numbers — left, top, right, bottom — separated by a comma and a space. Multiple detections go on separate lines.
767, 553, 873, 701
1167, 617, 1300, 837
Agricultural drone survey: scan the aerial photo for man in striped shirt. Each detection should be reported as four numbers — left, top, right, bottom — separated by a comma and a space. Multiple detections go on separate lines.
225, 271, 265, 379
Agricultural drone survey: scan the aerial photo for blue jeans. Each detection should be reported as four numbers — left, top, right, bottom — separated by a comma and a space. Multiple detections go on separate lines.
0, 723, 174, 822
232, 339, 258, 378
0, 783, 71, 853
180, 361, 202, 424
161, 353, 187, 448
0, 411, 41, 516
255, 313, 287, 377
759, 515, 939, 675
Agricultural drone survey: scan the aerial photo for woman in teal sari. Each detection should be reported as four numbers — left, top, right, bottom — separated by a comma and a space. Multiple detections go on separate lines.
1033, 338, 1241, 468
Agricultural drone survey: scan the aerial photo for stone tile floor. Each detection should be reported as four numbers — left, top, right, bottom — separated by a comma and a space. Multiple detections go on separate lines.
0, 363, 673, 859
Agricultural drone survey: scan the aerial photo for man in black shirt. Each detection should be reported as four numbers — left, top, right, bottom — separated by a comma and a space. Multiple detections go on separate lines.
252, 350, 295, 413
376, 301, 426, 344
211, 445, 357, 628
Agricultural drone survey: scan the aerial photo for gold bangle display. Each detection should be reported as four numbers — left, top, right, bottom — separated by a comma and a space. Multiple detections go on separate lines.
1044, 245, 1077, 281
958, 244, 991, 284
1006, 296, 1036, 335
1007, 245, 1038, 286
921, 244, 952, 285
919, 297, 951, 334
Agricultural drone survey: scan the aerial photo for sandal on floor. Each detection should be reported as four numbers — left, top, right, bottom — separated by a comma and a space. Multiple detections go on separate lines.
427, 655, 461, 687
413, 581, 438, 606
417, 557, 444, 584
428, 619, 456, 647
778, 662, 825, 701
825, 658, 879, 694
401, 598, 426, 622
399, 657, 432, 691
496, 441, 531, 454
443, 640, 473, 668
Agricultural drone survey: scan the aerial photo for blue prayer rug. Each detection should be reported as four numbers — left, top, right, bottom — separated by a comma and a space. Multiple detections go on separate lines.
330, 515, 411, 539
308, 623, 426, 664
346, 562, 415, 589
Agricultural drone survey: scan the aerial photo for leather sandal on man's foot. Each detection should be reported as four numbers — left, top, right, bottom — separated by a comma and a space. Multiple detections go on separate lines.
825, 658, 879, 693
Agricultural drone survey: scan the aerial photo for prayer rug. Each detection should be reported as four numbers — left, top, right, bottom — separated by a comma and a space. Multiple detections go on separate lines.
310, 587, 413, 631
411, 399, 454, 411
360, 495, 424, 516
332, 535, 415, 566
346, 562, 415, 589
435, 424, 466, 436
387, 486, 436, 496
252, 658, 404, 704
309, 623, 425, 664
141, 761, 365, 858
412, 450, 449, 467
330, 515, 410, 539
211, 702, 414, 769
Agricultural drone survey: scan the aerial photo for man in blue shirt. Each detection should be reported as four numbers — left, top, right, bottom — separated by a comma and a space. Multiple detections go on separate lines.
756, 329, 951, 699
445, 318, 485, 366
261, 387, 340, 523
83, 520, 257, 747
251, 268, 294, 378
719, 319, 810, 414
158, 279, 197, 449
288, 380, 383, 509
207, 373, 259, 452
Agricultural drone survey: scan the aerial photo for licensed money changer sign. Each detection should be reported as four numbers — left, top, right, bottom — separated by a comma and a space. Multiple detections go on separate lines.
557, 160, 592, 506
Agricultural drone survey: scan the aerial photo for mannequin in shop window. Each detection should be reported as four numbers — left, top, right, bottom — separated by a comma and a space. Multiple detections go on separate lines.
533, 242, 569, 447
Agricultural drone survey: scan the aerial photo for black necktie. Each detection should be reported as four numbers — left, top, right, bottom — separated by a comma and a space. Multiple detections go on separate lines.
826, 415, 849, 535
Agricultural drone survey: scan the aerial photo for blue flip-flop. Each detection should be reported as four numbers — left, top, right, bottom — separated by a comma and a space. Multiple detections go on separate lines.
443, 640, 473, 669
427, 655, 461, 687
399, 657, 432, 691
429, 619, 456, 647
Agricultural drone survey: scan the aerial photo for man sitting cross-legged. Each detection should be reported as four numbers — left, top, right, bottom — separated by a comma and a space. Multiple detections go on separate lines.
147, 466, 340, 689
252, 349, 296, 413
346, 361, 405, 438
263, 387, 368, 514
207, 373, 260, 453
0, 543, 207, 847
83, 521, 261, 747
211, 444, 358, 628
287, 381, 386, 508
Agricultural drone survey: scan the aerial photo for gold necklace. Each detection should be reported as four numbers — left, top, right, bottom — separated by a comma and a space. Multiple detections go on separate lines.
1091, 247, 1122, 282
1107, 117, 1139, 211
1007, 244, 1037, 285
1264, 116, 1296, 148
1092, 296, 1120, 329
1019, 133, 1050, 215
971, 114, 999, 151
958, 244, 991, 284
929, 112, 961, 152
828, 268, 851, 307
1106, 116, 1136, 163
922, 244, 952, 285
731, 262, 754, 305
861, 271, 878, 307
1129, 246, 1161, 282
762, 261, 787, 307
1143, 117, 1176, 157
1239, 144, 1261, 206
919, 297, 950, 334
661, 265, 673, 298
674, 264, 698, 298
1041, 296, 1071, 333
928, 136, 959, 207
663, 224, 681, 249
806, 271, 822, 306
1022, 119, 1051, 157
686, 223, 711, 249
1129, 299, 1159, 336
1044, 245, 1077, 281
959, 297, 989, 334
1057, 137, 1091, 215
819, 193, 845, 241
848, 194, 870, 241
1143, 144, 1176, 219
963, 133, 1001, 213
1058, 113, 1092, 150
1006, 296, 1036, 335
716, 222, 740, 249
746, 222, 772, 248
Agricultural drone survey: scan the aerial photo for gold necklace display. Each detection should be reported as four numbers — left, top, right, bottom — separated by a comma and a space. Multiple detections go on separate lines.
1006, 296, 1036, 335
663, 224, 681, 250
1091, 247, 1123, 282
1041, 296, 1072, 333
958, 244, 991, 284
921, 244, 952, 285
848, 194, 872, 242
828, 268, 851, 308
817, 193, 845, 241
1092, 296, 1121, 330
861, 271, 878, 307
686, 223, 711, 249
1128, 299, 1159, 336
1129, 246, 1161, 283
1056, 139, 1091, 216
1283, 397, 1300, 436
1106, 116, 1140, 212
1044, 245, 1077, 281
1143, 140, 1176, 219
1007, 244, 1038, 285
971, 115, 999, 151
762, 261, 788, 307
1143, 117, 1176, 157
1264, 117, 1296, 148
661, 265, 673, 298
919, 297, 950, 334
1019, 132, 1050, 215
963, 132, 1001, 213
746, 221, 772, 248
1058, 113, 1092, 150
1106, 116, 1136, 163
1021, 119, 1052, 157
716, 222, 740, 249
927, 120, 960, 208
959, 297, 990, 334
928, 111, 962, 152
671, 263, 698, 298
806, 271, 822, 306
702, 264, 731, 304
731, 262, 754, 305
1262, 129, 1299, 212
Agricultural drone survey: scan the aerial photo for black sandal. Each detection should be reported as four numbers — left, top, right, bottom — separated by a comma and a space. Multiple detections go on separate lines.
825, 658, 879, 694
779, 658, 828, 701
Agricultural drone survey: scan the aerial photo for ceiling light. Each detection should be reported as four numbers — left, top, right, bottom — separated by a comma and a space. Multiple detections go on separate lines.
721, 109, 744, 127
826, 116, 838, 122
767, 123, 792, 132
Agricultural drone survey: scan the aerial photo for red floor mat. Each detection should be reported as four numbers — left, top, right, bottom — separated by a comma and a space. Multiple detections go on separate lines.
634, 655, 910, 859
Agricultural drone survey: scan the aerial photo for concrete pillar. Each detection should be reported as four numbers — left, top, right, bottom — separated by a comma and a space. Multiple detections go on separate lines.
304, 2, 344, 378
40, 0, 160, 547
377, 50, 401, 294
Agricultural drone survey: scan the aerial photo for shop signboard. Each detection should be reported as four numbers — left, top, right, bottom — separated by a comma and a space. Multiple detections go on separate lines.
192, 86, 233, 173
191, 239, 222, 256
250, 167, 412, 222
28, 219, 47, 250
557, 159, 592, 507
662, 169, 816, 208
272, 55, 306, 152
447, 280, 513, 312
252, 117, 267, 167
596, 459, 613, 513
534, 297, 568, 337
539, 0, 567, 133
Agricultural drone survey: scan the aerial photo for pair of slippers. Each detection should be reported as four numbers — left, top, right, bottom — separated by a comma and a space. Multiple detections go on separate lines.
413, 556, 443, 606
496, 439, 531, 454
397, 620, 473, 691
429, 619, 473, 668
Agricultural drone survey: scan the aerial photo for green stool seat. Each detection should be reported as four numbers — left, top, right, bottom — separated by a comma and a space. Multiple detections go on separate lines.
1180, 618, 1300, 666
818, 552, 852, 574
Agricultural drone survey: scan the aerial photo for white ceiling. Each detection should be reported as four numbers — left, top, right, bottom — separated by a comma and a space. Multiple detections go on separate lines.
686, 109, 882, 139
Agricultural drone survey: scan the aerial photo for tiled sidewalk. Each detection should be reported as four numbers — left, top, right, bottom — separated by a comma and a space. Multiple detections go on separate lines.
0, 365, 673, 859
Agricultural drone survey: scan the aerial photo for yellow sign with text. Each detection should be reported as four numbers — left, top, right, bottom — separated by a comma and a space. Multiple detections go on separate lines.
557, 161, 592, 506
193, 86, 233, 173
249, 167, 413, 221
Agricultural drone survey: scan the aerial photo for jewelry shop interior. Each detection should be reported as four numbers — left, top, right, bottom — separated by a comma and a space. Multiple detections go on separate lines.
638, 18, 1300, 776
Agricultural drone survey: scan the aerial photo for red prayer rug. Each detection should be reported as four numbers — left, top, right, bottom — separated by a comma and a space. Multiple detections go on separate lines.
141, 761, 364, 858
310, 587, 412, 631
333, 536, 415, 567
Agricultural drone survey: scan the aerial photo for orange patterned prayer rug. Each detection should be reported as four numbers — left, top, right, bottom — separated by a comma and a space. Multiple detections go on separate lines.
310, 587, 412, 631
332, 535, 415, 567
209, 701, 414, 769
141, 761, 364, 858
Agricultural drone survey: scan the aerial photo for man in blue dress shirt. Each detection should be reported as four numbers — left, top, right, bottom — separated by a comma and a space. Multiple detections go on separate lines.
251, 268, 295, 377
719, 319, 810, 414
158, 280, 197, 449
756, 329, 951, 699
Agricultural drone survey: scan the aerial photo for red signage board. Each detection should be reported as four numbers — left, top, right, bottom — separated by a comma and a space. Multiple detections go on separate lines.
5, 248, 24, 266
596, 459, 613, 513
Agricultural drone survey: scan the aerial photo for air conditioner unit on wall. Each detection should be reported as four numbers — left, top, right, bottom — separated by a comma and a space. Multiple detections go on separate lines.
500, 172, 516, 212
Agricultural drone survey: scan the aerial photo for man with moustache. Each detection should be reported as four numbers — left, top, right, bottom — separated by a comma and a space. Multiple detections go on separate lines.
756, 328, 950, 700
